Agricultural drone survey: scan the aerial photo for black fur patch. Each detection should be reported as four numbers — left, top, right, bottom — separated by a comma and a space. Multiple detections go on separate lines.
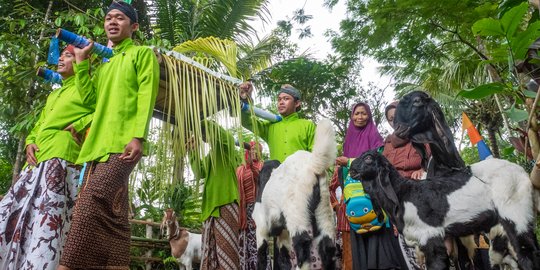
257, 240, 269, 270
318, 235, 336, 270
420, 236, 450, 270
269, 213, 286, 237
275, 245, 292, 270
257, 160, 281, 202
445, 210, 498, 236
308, 179, 321, 238
292, 231, 311, 268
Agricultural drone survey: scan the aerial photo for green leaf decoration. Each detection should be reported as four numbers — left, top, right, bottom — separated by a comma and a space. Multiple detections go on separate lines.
472, 18, 504, 36
506, 105, 529, 122
511, 21, 540, 59
500, 2, 528, 38
457, 82, 507, 99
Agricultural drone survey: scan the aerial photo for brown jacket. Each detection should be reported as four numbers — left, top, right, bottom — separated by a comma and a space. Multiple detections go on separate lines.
382, 133, 430, 179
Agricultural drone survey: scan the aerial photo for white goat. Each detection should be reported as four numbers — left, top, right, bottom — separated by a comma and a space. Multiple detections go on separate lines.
252, 119, 337, 270
161, 209, 202, 270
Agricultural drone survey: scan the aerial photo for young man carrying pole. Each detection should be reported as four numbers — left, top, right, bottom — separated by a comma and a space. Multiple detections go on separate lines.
58, 1, 159, 269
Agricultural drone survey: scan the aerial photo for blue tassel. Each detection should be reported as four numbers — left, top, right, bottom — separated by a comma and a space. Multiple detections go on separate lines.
47, 36, 60, 65
78, 162, 87, 186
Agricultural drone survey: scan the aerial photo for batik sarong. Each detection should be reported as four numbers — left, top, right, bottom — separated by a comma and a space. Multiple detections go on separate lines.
0, 158, 79, 270
60, 154, 137, 269
201, 203, 240, 270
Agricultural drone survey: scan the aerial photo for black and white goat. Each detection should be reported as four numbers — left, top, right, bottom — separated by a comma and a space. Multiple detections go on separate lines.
252, 119, 337, 270
373, 90, 540, 269
350, 150, 539, 270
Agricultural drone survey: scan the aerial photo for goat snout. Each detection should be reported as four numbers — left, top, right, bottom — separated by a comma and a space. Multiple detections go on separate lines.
364, 155, 373, 164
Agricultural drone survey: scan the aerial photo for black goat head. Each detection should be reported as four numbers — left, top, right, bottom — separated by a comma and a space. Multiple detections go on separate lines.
394, 91, 466, 175
350, 151, 401, 226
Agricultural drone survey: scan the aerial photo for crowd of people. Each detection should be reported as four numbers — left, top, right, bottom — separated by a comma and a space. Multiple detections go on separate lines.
0, 1, 486, 270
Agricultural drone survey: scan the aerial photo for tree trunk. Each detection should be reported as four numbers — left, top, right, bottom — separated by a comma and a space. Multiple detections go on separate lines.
486, 127, 500, 158
11, 0, 54, 184
11, 135, 26, 184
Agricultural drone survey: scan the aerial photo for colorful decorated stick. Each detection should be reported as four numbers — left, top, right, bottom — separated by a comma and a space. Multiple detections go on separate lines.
55, 28, 113, 58
36, 67, 62, 85
241, 102, 282, 123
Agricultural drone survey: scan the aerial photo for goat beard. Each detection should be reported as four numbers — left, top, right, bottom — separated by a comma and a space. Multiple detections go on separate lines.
376, 170, 403, 229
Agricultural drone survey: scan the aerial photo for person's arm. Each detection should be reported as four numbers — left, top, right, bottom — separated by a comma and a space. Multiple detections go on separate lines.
131, 48, 159, 140
25, 110, 46, 166
189, 151, 209, 179
329, 166, 341, 210
120, 48, 159, 162
240, 107, 270, 140
26, 110, 45, 147
73, 59, 97, 105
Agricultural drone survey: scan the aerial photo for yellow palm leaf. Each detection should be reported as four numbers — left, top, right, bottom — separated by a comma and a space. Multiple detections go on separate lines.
173, 37, 239, 78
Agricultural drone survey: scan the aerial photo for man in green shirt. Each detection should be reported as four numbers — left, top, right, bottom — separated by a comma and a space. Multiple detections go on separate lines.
240, 83, 327, 269
59, 2, 159, 269
0, 45, 93, 270
188, 120, 241, 269
240, 83, 316, 163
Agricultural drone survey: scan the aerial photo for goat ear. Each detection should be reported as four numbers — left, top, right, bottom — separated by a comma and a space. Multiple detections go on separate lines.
427, 101, 455, 154
377, 168, 399, 208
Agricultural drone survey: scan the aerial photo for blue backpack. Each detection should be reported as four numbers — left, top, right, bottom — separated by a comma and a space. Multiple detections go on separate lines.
343, 175, 389, 234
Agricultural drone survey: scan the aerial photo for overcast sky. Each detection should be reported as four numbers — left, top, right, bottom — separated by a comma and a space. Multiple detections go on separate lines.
252, 0, 393, 93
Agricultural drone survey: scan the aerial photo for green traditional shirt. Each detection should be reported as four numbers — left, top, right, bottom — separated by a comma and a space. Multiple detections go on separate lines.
73, 38, 159, 163
189, 121, 240, 221
241, 111, 316, 162
25, 76, 94, 165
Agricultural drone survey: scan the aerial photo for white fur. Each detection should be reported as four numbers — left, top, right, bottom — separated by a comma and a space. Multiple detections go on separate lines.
173, 232, 202, 270
252, 119, 337, 269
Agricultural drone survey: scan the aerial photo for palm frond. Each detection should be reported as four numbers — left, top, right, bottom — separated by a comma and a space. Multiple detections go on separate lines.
174, 37, 239, 77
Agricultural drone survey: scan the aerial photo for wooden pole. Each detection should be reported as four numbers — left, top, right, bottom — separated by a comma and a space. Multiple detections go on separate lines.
145, 218, 153, 270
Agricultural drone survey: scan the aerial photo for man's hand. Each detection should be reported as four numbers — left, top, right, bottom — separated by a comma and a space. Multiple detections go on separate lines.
335, 156, 349, 166
239, 81, 253, 102
73, 40, 94, 63
64, 124, 82, 145
26, 144, 39, 166
119, 138, 143, 162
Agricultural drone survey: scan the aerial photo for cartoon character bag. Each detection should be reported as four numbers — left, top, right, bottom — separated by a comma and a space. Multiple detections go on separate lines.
343, 175, 389, 234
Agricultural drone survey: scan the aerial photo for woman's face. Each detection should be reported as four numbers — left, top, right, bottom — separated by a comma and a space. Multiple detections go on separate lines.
352, 105, 369, 128
386, 108, 396, 129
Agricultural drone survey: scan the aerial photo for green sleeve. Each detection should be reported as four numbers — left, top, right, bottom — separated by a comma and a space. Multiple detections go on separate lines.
73, 59, 97, 105
132, 48, 159, 140
26, 110, 45, 146
189, 151, 208, 179
72, 113, 94, 133
240, 106, 270, 141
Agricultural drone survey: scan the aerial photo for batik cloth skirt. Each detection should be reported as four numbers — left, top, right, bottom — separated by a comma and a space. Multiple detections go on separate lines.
60, 154, 137, 269
238, 202, 272, 270
0, 158, 80, 270
201, 203, 240, 270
